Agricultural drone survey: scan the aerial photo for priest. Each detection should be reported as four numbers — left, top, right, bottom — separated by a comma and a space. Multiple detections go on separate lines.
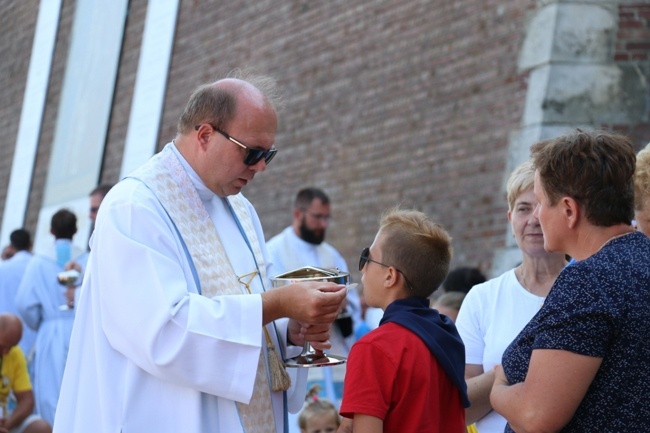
53, 72, 347, 433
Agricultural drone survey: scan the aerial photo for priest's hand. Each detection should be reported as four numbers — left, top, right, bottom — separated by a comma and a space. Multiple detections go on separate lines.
261, 281, 346, 325
287, 320, 331, 349
64, 287, 76, 308
64, 260, 82, 272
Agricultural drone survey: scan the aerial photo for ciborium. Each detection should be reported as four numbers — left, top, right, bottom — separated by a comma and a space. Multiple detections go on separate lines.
271, 266, 350, 368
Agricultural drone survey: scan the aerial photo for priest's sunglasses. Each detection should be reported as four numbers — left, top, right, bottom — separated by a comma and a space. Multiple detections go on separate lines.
194, 123, 278, 166
359, 247, 415, 291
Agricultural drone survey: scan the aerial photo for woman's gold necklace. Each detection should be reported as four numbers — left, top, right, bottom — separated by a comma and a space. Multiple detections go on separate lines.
517, 266, 545, 307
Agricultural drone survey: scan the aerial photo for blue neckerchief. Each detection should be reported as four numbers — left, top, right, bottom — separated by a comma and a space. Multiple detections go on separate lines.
380, 297, 470, 407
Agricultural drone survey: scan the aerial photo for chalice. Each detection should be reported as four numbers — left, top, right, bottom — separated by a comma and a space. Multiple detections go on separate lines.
57, 269, 81, 286
271, 266, 351, 368
57, 269, 81, 310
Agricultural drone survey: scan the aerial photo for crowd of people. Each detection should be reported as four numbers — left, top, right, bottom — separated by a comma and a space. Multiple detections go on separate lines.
0, 184, 112, 432
0, 73, 648, 433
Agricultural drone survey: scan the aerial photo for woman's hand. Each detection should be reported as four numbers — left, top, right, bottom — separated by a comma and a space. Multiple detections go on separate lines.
491, 350, 602, 433
493, 364, 509, 387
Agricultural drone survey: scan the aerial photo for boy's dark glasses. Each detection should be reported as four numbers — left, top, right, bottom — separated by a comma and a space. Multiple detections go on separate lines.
359, 247, 390, 271
358, 247, 415, 291
194, 124, 277, 166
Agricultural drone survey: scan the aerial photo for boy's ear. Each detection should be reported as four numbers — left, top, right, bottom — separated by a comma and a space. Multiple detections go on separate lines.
384, 267, 399, 289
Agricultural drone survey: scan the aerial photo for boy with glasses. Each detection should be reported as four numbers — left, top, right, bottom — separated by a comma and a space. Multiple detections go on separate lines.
267, 187, 361, 414
338, 208, 468, 432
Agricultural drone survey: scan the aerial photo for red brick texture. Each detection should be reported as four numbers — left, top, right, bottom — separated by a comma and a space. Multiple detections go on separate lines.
3, 1, 649, 281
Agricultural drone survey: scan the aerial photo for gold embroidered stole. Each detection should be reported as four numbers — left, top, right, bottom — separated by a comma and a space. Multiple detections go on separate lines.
129, 144, 275, 432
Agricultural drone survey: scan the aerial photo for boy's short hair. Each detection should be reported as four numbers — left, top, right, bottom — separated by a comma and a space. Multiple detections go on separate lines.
378, 208, 452, 298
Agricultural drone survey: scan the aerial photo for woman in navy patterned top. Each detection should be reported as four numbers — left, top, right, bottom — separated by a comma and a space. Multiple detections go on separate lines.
490, 130, 650, 432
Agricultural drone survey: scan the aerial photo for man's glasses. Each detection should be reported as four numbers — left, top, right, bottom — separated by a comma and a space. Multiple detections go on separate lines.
194, 124, 277, 166
358, 247, 415, 291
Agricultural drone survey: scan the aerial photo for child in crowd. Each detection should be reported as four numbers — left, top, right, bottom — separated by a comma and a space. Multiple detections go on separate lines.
298, 385, 340, 433
339, 208, 469, 432
432, 291, 466, 323
431, 291, 479, 433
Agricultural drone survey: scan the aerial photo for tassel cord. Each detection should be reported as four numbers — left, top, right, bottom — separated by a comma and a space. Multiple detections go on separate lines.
263, 326, 292, 392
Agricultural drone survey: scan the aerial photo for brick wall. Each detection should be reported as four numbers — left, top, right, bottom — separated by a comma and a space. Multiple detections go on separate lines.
0, 0, 545, 281
612, 2, 650, 147
157, 0, 536, 281
4, 0, 649, 283
24, 0, 76, 232
0, 1, 38, 230
616, 3, 650, 62
102, 0, 148, 184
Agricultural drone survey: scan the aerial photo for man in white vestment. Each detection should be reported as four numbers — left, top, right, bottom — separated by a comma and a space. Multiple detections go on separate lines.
0, 229, 37, 360
16, 209, 83, 426
53, 73, 347, 433
267, 188, 361, 423
62, 184, 114, 308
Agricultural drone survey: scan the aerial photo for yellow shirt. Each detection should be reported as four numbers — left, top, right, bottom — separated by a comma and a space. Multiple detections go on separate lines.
0, 346, 31, 406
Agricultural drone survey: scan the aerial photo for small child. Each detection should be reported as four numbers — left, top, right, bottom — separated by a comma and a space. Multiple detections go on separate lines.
298, 385, 340, 433
339, 208, 469, 432
432, 291, 467, 323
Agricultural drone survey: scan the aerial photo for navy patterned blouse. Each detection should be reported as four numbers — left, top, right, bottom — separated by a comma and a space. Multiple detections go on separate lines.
502, 231, 650, 432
